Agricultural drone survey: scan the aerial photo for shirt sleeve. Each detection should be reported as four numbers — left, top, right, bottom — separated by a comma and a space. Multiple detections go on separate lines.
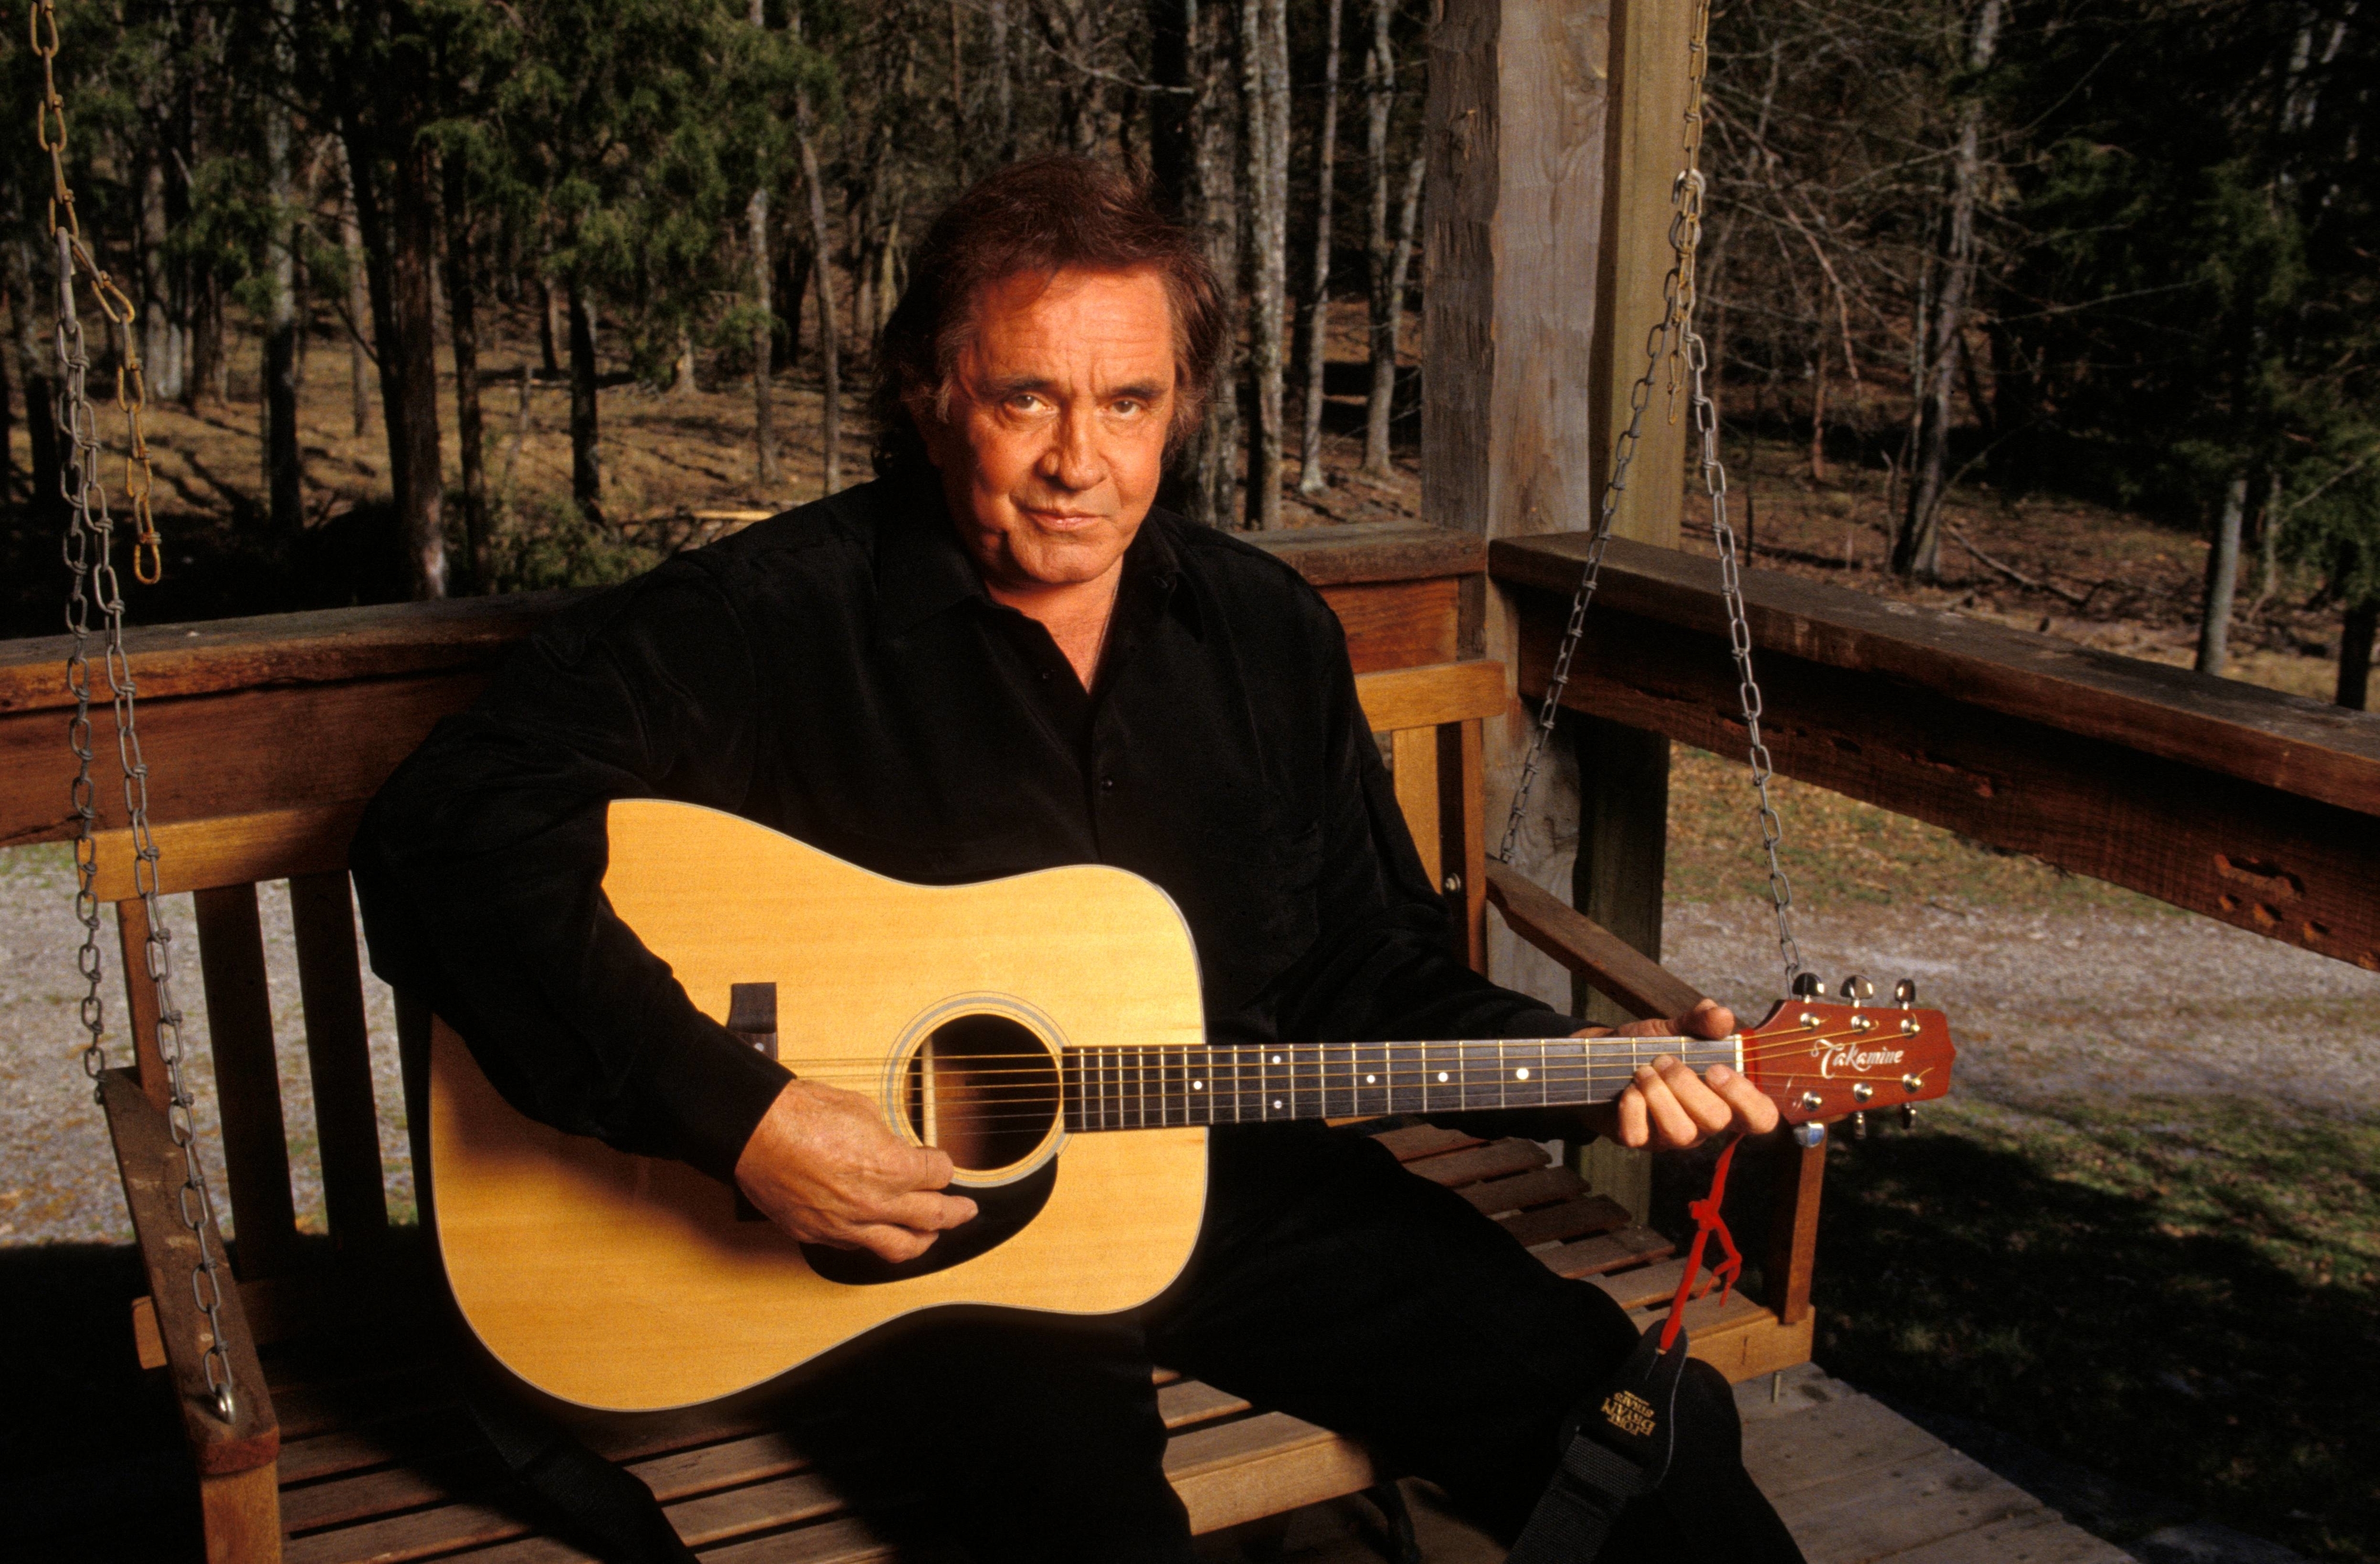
1264, 597, 1580, 1045
350, 563, 793, 1183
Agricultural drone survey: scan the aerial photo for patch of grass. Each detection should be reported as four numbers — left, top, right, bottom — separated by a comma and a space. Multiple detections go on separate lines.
1664, 744, 2168, 916
1815, 1094, 2380, 1561
484, 493, 666, 594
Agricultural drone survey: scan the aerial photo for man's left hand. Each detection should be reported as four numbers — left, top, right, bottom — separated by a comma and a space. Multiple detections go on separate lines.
1573, 998, 1780, 1151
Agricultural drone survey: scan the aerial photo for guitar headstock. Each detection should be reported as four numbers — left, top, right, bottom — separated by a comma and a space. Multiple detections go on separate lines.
1737, 976, 1955, 1126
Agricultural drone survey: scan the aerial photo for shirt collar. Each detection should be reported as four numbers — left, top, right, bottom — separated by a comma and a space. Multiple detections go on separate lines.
871, 474, 989, 637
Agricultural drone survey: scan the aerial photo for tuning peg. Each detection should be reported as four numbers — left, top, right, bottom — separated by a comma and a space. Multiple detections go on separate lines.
1792, 1121, 1827, 1149
1851, 1111, 1868, 1140
1840, 974, 1873, 1005
1893, 977, 1918, 1005
1791, 972, 1824, 999
1900, 1105, 1919, 1131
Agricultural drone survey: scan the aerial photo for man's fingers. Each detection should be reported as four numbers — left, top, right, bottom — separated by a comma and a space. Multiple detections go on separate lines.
1683, 998, 1736, 1039
884, 1189, 978, 1233
910, 1145, 959, 1190
1655, 1055, 1738, 1137
848, 1223, 940, 1264
1633, 1062, 1701, 1146
1706, 1064, 1780, 1134
1614, 1084, 1649, 1149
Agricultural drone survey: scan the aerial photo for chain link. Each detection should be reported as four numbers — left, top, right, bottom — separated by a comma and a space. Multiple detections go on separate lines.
37, 0, 233, 1424
1497, 0, 1804, 990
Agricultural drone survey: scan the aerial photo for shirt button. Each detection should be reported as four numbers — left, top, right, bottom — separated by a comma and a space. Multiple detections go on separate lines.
1100, 775, 1117, 791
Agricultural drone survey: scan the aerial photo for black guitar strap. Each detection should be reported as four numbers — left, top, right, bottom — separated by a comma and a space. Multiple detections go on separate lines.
1505, 1323, 1805, 1564
1507, 1322, 1686, 1563
462, 1389, 697, 1564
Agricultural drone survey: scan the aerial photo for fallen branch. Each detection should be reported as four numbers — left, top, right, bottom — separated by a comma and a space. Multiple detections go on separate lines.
1943, 523, 2104, 610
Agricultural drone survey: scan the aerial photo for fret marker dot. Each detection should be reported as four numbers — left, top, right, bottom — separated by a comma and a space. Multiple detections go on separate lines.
1365, 1074, 1376, 1085
1437, 1071, 1449, 1083
1192, 1081, 1204, 1090
1272, 1099, 1283, 1110
1515, 1067, 1530, 1080
1270, 1054, 1283, 1065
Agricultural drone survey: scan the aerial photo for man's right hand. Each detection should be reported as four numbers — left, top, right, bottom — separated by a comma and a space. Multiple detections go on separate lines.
734, 1079, 979, 1262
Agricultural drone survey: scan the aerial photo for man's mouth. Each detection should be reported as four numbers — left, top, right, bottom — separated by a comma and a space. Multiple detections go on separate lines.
1020, 506, 1106, 529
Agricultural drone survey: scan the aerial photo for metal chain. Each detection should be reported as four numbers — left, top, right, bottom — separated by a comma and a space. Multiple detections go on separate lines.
1496, 0, 1805, 989
37, 0, 236, 1425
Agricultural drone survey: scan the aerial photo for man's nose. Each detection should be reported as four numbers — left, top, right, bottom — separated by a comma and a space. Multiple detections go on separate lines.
1039, 406, 1104, 492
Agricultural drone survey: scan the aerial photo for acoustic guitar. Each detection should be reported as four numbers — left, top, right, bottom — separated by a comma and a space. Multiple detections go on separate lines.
427, 798, 1956, 1411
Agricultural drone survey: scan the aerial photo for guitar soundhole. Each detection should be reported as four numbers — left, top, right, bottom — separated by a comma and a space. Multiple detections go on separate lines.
903, 1013, 1061, 1174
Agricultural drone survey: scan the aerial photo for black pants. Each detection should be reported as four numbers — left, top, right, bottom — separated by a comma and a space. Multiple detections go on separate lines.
767, 1123, 1775, 1562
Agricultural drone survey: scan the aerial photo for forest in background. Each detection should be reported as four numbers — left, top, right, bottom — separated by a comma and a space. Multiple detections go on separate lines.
0, 0, 2373, 705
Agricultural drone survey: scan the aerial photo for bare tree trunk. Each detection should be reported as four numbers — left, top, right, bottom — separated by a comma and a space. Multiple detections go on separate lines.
673, 325, 697, 397
2340, 596, 2378, 710
1240, 0, 1289, 528
1807, 338, 1831, 485
537, 274, 561, 375
2195, 469, 2249, 676
748, 174, 775, 487
1179, 0, 1242, 527
794, 60, 842, 497
749, 0, 778, 488
442, 155, 490, 591
263, 6, 302, 543
140, 157, 181, 402
989, 0, 1014, 156
2247, 468, 2282, 609
1150, 0, 1194, 211
11, 240, 60, 528
950, 0, 967, 146
565, 273, 603, 524
1360, 0, 1399, 481
1296, 0, 1344, 499
1896, 0, 2005, 581
1363, 151, 1423, 481
337, 151, 372, 437
186, 272, 222, 412
344, 90, 448, 598
0, 278, 12, 514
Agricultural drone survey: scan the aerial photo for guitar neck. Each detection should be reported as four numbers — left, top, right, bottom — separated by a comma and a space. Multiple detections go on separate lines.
1059, 1036, 1742, 1131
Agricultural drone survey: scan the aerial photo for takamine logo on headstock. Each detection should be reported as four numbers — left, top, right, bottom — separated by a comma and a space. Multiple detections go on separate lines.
1737, 974, 1956, 1130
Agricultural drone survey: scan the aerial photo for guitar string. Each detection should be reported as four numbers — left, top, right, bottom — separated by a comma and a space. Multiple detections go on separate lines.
726, 1022, 1916, 1076
778, 1023, 1925, 1133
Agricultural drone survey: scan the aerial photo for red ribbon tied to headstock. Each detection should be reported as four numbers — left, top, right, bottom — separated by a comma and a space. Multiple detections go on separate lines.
1658, 1133, 1743, 1353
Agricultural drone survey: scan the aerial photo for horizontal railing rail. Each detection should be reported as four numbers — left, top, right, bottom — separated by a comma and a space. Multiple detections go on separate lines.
1493, 534, 2380, 972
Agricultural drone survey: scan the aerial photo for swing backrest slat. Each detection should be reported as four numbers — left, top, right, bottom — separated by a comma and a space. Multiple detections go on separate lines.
189, 881, 303, 1280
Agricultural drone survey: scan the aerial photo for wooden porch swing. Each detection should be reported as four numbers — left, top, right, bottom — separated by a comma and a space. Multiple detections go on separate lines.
16, 0, 1839, 1556
37, 588, 1825, 1564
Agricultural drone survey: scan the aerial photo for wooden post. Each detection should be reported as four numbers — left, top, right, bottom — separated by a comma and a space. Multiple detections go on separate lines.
1422, 0, 1613, 1011
1426, 0, 1695, 1217
1423, 0, 1687, 981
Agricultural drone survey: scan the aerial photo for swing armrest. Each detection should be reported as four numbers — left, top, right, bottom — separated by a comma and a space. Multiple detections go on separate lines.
99, 1068, 281, 1475
1483, 861, 1705, 1023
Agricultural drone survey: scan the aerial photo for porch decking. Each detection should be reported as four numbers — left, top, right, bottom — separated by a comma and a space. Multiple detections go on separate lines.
1197, 1364, 2136, 1564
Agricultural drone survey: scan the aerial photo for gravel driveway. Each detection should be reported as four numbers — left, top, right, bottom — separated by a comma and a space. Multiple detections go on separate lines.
3, 845, 2373, 1246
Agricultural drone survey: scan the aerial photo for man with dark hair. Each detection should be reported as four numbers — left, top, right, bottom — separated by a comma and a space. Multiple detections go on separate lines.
355, 156, 1791, 1562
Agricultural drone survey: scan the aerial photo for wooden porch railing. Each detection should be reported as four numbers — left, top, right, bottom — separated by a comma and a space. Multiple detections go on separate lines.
1492, 533, 2380, 974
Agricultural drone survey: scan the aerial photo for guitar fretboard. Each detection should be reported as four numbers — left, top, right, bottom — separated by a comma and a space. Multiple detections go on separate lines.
1060, 1037, 1741, 1130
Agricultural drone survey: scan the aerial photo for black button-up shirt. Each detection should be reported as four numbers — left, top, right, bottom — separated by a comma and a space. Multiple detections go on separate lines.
352, 476, 1571, 1182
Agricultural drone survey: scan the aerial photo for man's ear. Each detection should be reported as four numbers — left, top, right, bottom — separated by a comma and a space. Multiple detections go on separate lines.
903, 382, 950, 470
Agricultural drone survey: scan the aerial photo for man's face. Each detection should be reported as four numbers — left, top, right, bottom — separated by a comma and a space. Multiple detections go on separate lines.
917, 266, 1178, 598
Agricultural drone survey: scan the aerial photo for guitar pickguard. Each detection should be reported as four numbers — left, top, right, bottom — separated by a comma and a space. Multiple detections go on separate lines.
801, 1157, 1059, 1284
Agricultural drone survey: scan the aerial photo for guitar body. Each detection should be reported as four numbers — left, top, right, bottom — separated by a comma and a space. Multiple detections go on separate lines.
428, 798, 1210, 1412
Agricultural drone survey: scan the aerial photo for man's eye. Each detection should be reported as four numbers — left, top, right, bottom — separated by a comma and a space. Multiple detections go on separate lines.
1112, 400, 1142, 416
